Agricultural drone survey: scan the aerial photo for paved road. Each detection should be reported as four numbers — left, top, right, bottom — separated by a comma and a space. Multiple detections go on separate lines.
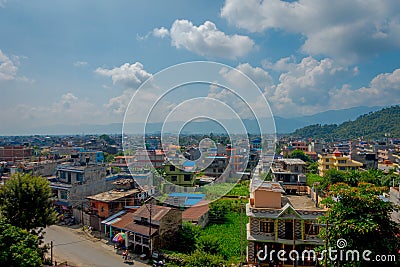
44, 225, 150, 267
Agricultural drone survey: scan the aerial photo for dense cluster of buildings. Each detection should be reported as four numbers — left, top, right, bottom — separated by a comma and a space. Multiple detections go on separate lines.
1, 133, 399, 265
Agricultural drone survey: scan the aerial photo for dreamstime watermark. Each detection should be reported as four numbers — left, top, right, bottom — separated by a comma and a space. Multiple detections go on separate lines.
256, 238, 397, 263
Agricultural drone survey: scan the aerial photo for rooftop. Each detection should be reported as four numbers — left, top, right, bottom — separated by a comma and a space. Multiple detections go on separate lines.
134, 204, 172, 222
282, 195, 325, 211
109, 211, 158, 237
182, 201, 210, 221
277, 158, 306, 165
251, 180, 285, 193
86, 188, 139, 202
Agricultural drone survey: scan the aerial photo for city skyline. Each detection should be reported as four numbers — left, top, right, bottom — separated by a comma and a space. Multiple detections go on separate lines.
1, 0, 400, 135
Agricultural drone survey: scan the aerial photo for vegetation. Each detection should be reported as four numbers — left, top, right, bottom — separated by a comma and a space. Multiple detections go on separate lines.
290, 149, 311, 162
319, 182, 400, 266
0, 219, 43, 267
292, 105, 400, 140
309, 168, 400, 192
164, 199, 247, 266
0, 173, 56, 234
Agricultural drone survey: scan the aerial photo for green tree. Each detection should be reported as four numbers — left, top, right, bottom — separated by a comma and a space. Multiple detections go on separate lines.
320, 182, 400, 266
290, 149, 311, 162
0, 218, 43, 267
0, 173, 56, 233
103, 152, 115, 163
183, 250, 225, 267
321, 169, 346, 190
196, 235, 222, 255
306, 161, 319, 174
208, 200, 230, 224
176, 222, 201, 253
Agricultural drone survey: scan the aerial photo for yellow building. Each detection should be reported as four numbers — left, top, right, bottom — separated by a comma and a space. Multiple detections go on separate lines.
318, 148, 363, 177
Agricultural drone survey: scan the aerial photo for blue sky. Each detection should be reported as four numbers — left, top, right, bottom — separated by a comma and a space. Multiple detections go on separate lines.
1, 0, 400, 133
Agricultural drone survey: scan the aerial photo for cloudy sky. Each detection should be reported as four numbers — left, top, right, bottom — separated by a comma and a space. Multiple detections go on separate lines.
1, 0, 400, 134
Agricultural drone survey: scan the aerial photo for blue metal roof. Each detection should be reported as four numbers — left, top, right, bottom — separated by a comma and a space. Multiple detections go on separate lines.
101, 210, 127, 224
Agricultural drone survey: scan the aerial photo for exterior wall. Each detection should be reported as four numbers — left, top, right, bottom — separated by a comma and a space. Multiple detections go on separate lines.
390, 187, 400, 223
164, 164, 195, 187
253, 190, 281, 208
318, 154, 363, 176
56, 164, 109, 208
154, 208, 182, 250
0, 146, 33, 162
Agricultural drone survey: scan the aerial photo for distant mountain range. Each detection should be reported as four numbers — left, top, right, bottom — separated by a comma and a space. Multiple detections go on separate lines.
292, 105, 400, 140
0, 106, 385, 136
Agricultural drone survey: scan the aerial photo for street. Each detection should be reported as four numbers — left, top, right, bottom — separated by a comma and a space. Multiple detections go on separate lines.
44, 225, 150, 267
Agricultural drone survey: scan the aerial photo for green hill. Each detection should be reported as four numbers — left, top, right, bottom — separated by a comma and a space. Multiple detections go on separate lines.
292, 105, 400, 140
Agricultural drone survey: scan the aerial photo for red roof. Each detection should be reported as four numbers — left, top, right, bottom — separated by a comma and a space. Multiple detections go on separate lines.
110, 211, 158, 237
182, 201, 209, 221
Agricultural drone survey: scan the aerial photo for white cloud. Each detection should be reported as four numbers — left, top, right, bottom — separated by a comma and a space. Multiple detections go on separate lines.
0, 50, 18, 81
73, 61, 88, 67
264, 57, 358, 116
104, 89, 135, 115
95, 62, 152, 89
12, 92, 102, 126
330, 68, 400, 108
221, 0, 400, 63
165, 19, 254, 59
152, 27, 169, 38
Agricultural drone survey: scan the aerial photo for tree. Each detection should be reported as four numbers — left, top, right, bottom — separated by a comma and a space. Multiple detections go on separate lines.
321, 169, 346, 190
0, 218, 43, 267
208, 200, 230, 224
183, 250, 225, 267
290, 149, 311, 162
0, 173, 56, 233
306, 161, 319, 174
176, 222, 201, 253
320, 182, 400, 266
196, 235, 222, 255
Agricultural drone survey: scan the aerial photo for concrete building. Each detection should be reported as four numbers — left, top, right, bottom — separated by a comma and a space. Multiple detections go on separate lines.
0, 146, 33, 162
390, 187, 400, 223
86, 180, 141, 231
182, 201, 209, 228
318, 149, 363, 177
163, 162, 196, 188
105, 204, 182, 255
50, 163, 108, 222
246, 180, 326, 266
271, 159, 307, 188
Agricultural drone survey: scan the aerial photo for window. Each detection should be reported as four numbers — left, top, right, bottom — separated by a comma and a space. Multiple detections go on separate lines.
326, 166, 329, 169
171, 175, 177, 181
260, 221, 274, 233
325, 159, 329, 163
305, 223, 319, 235
184, 174, 191, 181
338, 160, 346, 164
339, 166, 346, 171
169, 165, 175, 172
60, 171, 66, 180
60, 190, 68, 200
77, 173, 83, 182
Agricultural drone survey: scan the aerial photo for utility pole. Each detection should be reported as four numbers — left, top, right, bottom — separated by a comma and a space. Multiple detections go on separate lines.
148, 200, 152, 258
293, 219, 296, 267
324, 219, 329, 267
240, 203, 244, 266
50, 241, 53, 266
